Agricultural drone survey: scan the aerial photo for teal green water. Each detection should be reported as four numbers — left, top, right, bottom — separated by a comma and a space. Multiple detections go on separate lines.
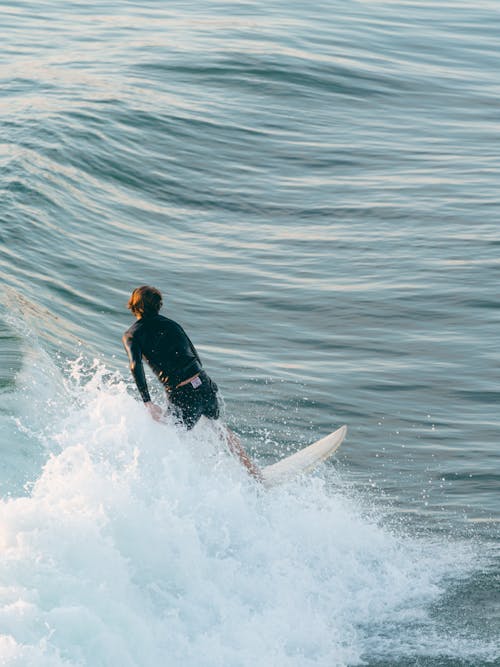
0, 2, 499, 665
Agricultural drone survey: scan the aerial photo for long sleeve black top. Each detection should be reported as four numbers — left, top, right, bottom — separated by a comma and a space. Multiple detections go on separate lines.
122, 313, 203, 402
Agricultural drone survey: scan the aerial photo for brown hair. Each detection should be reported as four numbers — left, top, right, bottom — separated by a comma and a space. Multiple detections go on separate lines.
127, 286, 163, 317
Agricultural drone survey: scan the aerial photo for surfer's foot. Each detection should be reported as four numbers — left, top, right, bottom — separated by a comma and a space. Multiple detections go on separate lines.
247, 462, 264, 483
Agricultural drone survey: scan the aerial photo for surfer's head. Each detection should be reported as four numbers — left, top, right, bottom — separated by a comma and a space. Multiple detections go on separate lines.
127, 286, 163, 318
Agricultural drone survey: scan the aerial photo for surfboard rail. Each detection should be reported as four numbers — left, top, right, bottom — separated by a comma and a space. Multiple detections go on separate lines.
261, 425, 347, 488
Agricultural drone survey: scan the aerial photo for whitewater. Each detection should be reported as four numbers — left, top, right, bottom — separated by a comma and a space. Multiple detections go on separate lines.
1, 0, 500, 663
0, 331, 492, 666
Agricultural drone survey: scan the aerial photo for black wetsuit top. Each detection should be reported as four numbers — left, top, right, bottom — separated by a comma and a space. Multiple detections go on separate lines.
122, 314, 203, 402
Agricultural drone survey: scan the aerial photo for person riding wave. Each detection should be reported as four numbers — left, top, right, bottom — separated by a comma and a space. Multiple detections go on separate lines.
122, 286, 262, 480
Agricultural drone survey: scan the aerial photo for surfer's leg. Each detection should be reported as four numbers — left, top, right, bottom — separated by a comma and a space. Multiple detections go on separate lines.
223, 427, 263, 482
168, 387, 202, 430
174, 375, 262, 481
170, 371, 220, 430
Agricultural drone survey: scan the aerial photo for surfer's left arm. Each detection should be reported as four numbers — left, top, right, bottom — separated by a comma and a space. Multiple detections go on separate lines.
121, 329, 164, 425
122, 331, 162, 420
122, 330, 151, 401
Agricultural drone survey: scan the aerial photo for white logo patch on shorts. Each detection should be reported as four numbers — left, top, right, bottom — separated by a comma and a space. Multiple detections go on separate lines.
190, 376, 202, 389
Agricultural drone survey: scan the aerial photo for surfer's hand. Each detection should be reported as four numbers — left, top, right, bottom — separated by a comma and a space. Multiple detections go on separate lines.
145, 402, 163, 421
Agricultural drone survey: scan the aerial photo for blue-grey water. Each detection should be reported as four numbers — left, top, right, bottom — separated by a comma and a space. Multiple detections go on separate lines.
0, 1, 499, 665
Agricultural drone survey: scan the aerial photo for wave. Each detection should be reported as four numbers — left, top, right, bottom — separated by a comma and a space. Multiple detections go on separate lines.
0, 344, 492, 666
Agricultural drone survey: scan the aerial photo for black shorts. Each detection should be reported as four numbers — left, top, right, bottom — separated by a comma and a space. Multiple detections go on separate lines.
168, 370, 220, 430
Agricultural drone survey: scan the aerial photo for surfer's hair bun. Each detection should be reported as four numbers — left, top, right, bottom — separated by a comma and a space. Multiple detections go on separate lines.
127, 285, 163, 317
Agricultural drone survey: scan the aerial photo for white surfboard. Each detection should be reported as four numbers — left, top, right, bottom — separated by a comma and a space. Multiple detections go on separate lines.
261, 425, 347, 488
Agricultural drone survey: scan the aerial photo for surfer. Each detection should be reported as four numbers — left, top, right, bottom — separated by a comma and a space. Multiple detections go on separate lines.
122, 285, 262, 481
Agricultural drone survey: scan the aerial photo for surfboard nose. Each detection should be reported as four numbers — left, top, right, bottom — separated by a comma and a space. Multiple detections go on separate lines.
261, 424, 348, 488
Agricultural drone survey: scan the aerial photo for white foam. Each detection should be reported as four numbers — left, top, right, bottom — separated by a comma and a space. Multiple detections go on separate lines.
0, 356, 491, 666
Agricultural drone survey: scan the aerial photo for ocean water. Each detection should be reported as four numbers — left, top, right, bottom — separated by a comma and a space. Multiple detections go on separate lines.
0, 0, 499, 665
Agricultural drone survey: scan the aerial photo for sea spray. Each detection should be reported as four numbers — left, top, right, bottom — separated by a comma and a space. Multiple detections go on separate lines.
0, 356, 486, 666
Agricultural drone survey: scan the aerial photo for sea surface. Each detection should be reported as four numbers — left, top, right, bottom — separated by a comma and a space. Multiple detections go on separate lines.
0, 1, 499, 665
